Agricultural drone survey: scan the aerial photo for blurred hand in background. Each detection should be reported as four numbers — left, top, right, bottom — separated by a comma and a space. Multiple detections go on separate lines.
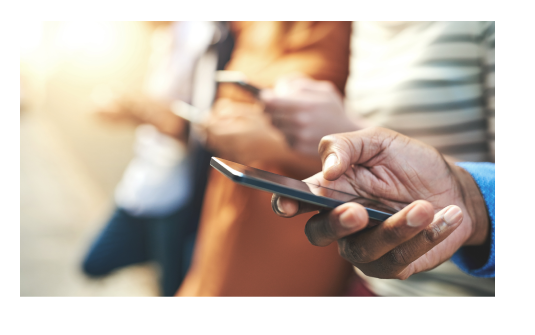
202, 97, 323, 179
262, 75, 371, 158
203, 98, 285, 165
91, 85, 189, 142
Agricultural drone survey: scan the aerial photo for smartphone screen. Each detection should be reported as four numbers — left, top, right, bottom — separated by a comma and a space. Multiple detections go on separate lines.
211, 157, 397, 222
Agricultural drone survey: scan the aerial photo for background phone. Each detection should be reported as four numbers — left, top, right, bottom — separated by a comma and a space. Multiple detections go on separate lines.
215, 71, 261, 97
210, 157, 396, 222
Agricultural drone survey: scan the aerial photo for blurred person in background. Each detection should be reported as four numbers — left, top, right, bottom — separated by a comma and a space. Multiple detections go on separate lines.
262, 21, 495, 296
82, 21, 234, 296
177, 21, 355, 296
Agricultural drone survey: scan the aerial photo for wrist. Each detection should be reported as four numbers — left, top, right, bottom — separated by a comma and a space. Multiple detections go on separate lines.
449, 162, 490, 246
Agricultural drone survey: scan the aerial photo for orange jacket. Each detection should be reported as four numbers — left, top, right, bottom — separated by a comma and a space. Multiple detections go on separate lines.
177, 21, 353, 296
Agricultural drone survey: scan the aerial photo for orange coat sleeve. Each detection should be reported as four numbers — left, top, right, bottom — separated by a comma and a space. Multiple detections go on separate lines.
218, 21, 352, 102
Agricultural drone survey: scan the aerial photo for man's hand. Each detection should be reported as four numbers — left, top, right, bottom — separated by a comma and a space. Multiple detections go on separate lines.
271, 127, 489, 279
262, 76, 367, 158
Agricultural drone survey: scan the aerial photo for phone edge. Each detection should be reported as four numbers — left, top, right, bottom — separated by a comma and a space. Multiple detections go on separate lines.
210, 157, 392, 222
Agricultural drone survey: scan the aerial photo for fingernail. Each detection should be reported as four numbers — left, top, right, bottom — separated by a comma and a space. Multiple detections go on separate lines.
324, 153, 339, 172
407, 206, 428, 227
339, 208, 357, 229
275, 197, 286, 215
443, 206, 462, 225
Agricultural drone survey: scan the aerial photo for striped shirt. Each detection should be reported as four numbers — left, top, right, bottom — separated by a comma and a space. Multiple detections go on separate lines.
345, 21, 495, 296
346, 21, 495, 162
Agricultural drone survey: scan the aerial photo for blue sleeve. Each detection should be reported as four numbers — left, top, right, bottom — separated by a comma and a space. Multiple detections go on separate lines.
452, 163, 535, 277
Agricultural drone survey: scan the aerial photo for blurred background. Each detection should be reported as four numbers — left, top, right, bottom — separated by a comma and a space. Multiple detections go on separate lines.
20, 21, 159, 296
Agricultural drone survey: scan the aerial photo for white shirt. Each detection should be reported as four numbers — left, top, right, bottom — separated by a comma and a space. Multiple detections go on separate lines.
115, 22, 216, 217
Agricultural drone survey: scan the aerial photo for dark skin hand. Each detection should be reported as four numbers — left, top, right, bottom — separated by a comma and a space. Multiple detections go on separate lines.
271, 127, 489, 279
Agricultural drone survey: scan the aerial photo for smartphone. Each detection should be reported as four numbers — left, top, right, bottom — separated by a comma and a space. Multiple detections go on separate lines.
210, 157, 397, 222
215, 71, 261, 98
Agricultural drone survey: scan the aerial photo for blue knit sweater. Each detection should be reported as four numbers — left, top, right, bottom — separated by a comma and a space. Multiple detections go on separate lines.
452, 163, 535, 277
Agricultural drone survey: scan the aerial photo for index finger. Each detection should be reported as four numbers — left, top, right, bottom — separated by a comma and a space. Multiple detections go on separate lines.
318, 127, 403, 181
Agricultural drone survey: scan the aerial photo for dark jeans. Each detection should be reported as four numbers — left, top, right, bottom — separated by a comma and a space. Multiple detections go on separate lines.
82, 142, 213, 296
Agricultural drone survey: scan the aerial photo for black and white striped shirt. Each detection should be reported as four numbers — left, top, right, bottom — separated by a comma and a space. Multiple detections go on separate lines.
346, 21, 495, 163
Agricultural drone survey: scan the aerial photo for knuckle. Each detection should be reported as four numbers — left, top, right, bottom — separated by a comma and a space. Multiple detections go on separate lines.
382, 224, 407, 245
388, 248, 410, 267
422, 224, 443, 244
318, 134, 339, 153
338, 237, 372, 264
